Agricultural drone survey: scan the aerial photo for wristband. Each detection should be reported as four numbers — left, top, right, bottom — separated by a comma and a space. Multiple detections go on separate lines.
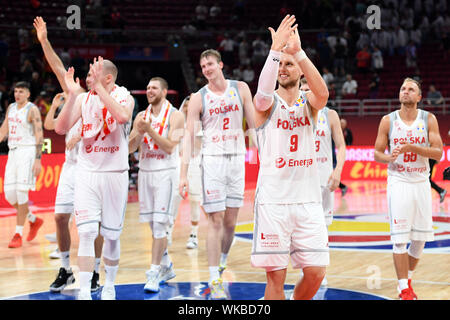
295, 50, 307, 62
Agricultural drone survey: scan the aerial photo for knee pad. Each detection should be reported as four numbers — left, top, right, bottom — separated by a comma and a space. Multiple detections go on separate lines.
16, 190, 29, 205
150, 221, 168, 239
190, 200, 201, 222
408, 241, 425, 259
4, 189, 17, 205
78, 231, 98, 257
393, 243, 408, 254
103, 238, 121, 261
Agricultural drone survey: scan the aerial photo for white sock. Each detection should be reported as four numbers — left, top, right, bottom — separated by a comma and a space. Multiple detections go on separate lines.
191, 225, 198, 236
60, 251, 70, 270
150, 264, 161, 273
209, 266, 220, 283
408, 270, 414, 280
79, 271, 93, 293
104, 264, 119, 288
15, 225, 24, 236
220, 253, 228, 266
398, 278, 408, 291
27, 212, 36, 223
94, 258, 101, 273
161, 250, 171, 267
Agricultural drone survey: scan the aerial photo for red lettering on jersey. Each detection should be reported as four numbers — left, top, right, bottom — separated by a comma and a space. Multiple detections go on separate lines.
208, 104, 239, 116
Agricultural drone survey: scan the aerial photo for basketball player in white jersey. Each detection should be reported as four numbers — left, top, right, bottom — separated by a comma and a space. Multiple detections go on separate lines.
374, 78, 443, 300
55, 57, 135, 300
34, 16, 104, 292
179, 94, 204, 249
129, 77, 184, 293
0, 81, 44, 248
179, 49, 255, 299
251, 15, 330, 300
300, 77, 346, 287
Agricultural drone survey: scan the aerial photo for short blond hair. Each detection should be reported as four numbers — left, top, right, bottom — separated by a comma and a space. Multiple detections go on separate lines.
199, 49, 222, 63
402, 77, 422, 95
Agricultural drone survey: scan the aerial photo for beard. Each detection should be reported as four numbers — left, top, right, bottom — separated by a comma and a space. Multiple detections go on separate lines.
278, 78, 299, 90
148, 95, 162, 105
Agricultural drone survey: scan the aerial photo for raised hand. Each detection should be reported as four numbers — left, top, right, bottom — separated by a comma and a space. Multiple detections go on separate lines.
88, 56, 104, 91
33, 16, 48, 43
268, 14, 298, 51
64, 67, 81, 94
284, 28, 302, 56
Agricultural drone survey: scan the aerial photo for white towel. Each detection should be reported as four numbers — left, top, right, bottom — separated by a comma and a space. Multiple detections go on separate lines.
81, 85, 130, 140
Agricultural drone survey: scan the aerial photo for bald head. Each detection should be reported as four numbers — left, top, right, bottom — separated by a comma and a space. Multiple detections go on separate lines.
102, 59, 118, 81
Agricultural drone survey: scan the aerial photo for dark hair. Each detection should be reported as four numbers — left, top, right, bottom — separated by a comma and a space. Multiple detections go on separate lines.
150, 77, 169, 90
14, 81, 30, 90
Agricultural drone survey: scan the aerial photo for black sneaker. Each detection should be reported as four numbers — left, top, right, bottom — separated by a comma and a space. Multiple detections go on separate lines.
49, 267, 75, 292
341, 185, 348, 197
91, 271, 100, 292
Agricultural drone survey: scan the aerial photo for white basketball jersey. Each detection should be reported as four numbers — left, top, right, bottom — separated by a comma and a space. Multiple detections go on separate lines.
65, 119, 81, 164
388, 109, 430, 182
7, 102, 36, 148
199, 80, 246, 155
255, 91, 321, 204
77, 92, 131, 172
315, 107, 333, 187
138, 100, 179, 171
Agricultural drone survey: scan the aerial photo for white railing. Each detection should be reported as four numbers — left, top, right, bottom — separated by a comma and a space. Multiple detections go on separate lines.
328, 98, 449, 116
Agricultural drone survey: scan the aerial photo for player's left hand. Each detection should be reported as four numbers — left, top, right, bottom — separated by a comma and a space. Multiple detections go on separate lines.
396, 140, 413, 154
32, 159, 42, 177
284, 28, 302, 56
89, 56, 104, 91
327, 170, 341, 192
136, 112, 151, 135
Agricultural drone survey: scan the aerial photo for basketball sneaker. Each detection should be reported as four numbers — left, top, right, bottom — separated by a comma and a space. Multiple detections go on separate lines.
8, 233, 22, 248
49, 267, 75, 292
341, 186, 348, 197
159, 263, 176, 284
27, 217, 43, 241
399, 288, 416, 300
144, 269, 160, 292
91, 271, 100, 292
397, 279, 418, 300
101, 285, 116, 300
209, 279, 227, 300
440, 190, 447, 203
45, 232, 57, 243
186, 234, 198, 249
49, 248, 60, 259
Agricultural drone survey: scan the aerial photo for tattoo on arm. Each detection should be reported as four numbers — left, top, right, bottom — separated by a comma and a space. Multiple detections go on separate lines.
31, 108, 44, 159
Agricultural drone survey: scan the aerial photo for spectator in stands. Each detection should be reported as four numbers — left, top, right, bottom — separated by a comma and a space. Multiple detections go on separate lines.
356, 45, 371, 73
242, 64, 254, 84
30, 71, 41, 100
195, 0, 209, 29
219, 33, 235, 66
426, 84, 444, 106
393, 25, 409, 55
443, 32, 450, 60
405, 40, 417, 69
368, 72, 380, 99
110, 6, 125, 29
0, 34, 8, 70
232, 64, 244, 81
322, 67, 334, 88
210, 2, 222, 18
340, 118, 353, 146
231, 0, 247, 21
20, 59, 34, 81
34, 91, 51, 117
333, 34, 347, 76
238, 37, 251, 66
341, 74, 358, 98
371, 46, 384, 73
251, 35, 268, 67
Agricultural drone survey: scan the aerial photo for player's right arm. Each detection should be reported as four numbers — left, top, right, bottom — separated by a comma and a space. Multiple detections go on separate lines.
374, 115, 398, 164
44, 92, 65, 130
0, 105, 10, 142
179, 91, 202, 198
253, 15, 297, 125
34, 17, 69, 92
55, 67, 82, 135
128, 112, 144, 154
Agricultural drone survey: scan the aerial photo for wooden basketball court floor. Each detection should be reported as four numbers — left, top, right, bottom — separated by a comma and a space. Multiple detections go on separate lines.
0, 180, 449, 300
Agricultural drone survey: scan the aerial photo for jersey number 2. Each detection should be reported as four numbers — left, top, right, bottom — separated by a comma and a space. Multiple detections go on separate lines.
223, 117, 230, 130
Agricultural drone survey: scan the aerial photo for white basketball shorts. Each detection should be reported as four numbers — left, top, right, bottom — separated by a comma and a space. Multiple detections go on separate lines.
4, 146, 36, 192
74, 170, 128, 240
138, 168, 177, 224
251, 201, 329, 270
321, 186, 334, 226
387, 177, 434, 243
54, 161, 76, 214
201, 154, 245, 213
